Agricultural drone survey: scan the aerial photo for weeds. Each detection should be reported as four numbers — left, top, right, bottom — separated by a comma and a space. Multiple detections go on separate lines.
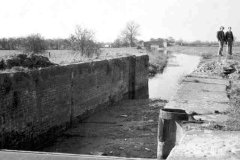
193, 79, 200, 83
0, 54, 55, 73
201, 52, 212, 59
148, 50, 168, 76
200, 121, 226, 131
202, 89, 209, 92
48, 50, 85, 64
101, 48, 168, 77
225, 78, 240, 130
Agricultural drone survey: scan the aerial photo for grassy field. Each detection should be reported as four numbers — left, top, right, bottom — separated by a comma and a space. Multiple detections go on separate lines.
167, 46, 240, 56
0, 48, 146, 62
0, 48, 168, 75
48, 48, 148, 64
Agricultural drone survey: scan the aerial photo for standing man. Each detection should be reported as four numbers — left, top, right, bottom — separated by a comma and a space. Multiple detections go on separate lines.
225, 27, 234, 55
216, 26, 225, 56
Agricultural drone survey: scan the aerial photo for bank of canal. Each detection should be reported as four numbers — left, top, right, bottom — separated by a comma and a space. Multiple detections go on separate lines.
40, 52, 201, 159
149, 53, 201, 100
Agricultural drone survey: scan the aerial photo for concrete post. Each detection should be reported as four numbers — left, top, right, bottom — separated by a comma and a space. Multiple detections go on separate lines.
157, 108, 188, 159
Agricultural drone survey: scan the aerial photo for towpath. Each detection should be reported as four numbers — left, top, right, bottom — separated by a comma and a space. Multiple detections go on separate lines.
166, 57, 240, 160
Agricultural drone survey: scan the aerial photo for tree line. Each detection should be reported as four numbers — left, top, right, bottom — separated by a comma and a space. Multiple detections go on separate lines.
0, 25, 103, 57
0, 21, 141, 53
0, 36, 73, 50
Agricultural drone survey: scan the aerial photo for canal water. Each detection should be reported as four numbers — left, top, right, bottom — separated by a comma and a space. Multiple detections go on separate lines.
149, 52, 201, 100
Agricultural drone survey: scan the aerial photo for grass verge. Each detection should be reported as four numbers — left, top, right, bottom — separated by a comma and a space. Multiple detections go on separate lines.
101, 48, 168, 77
148, 50, 168, 76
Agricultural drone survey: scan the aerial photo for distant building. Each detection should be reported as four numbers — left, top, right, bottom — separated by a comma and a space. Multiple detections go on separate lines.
163, 41, 168, 48
104, 44, 111, 48
144, 39, 167, 50
102, 43, 111, 48
138, 40, 145, 47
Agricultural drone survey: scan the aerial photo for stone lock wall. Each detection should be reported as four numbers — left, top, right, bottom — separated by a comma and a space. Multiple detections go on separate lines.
0, 54, 149, 150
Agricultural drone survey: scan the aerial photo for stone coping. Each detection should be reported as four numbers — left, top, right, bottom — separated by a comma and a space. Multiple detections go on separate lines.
0, 150, 155, 160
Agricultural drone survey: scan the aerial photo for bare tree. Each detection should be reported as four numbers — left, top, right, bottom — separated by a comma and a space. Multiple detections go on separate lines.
70, 25, 96, 56
112, 38, 122, 48
121, 21, 140, 47
22, 34, 47, 54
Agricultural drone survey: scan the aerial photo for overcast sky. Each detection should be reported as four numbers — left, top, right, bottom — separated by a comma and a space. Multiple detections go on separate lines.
0, 0, 239, 42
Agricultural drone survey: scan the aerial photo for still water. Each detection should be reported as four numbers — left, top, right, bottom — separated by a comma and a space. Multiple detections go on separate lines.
149, 52, 201, 100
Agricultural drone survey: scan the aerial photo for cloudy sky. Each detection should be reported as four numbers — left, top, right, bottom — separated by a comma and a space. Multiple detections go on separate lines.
0, 0, 239, 42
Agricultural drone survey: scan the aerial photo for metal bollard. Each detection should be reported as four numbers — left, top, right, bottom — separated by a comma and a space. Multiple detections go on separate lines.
157, 108, 188, 159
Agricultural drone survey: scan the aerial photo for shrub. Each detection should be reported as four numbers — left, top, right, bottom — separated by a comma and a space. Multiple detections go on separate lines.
137, 46, 142, 49
148, 50, 168, 76
200, 52, 212, 59
0, 59, 6, 69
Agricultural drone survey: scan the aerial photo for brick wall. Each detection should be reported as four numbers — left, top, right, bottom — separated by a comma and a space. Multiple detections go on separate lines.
0, 54, 148, 150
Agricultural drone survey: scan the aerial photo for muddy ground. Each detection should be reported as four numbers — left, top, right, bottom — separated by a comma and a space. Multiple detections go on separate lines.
41, 99, 167, 159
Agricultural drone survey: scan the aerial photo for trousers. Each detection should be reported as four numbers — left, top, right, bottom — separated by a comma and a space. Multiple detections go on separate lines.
218, 41, 224, 55
227, 40, 233, 55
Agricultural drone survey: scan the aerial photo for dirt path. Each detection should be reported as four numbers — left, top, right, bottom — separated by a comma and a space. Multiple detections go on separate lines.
41, 99, 167, 159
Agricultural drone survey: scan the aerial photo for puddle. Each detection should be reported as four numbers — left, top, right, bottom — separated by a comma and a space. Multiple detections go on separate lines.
149, 52, 201, 100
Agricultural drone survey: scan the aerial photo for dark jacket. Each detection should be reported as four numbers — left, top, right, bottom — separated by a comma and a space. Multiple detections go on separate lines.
217, 31, 225, 41
225, 31, 234, 41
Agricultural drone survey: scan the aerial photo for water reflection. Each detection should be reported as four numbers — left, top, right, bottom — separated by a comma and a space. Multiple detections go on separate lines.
149, 52, 200, 100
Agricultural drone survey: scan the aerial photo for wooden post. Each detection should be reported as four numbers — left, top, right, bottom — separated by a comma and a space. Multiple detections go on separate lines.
157, 108, 188, 159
